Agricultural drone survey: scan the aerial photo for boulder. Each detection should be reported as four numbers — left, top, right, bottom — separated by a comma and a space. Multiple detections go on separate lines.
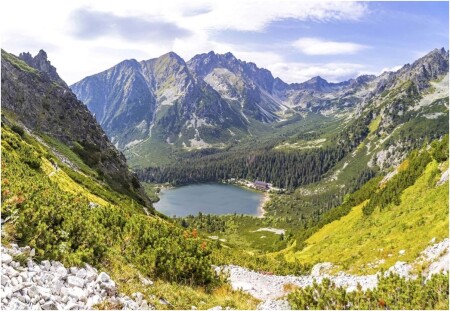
97, 272, 111, 283
1, 253, 12, 264
67, 275, 85, 288
68, 286, 87, 302
76, 268, 87, 279
41, 301, 58, 310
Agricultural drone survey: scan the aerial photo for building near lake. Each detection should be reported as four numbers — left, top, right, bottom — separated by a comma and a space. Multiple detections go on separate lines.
254, 180, 269, 191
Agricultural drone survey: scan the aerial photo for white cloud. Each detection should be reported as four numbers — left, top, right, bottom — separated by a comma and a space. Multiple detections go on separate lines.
380, 65, 402, 74
267, 62, 370, 83
179, 1, 368, 32
1, 0, 369, 84
292, 38, 369, 55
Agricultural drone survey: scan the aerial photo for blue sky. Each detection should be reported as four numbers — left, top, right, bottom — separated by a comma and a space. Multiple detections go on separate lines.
2, 1, 448, 84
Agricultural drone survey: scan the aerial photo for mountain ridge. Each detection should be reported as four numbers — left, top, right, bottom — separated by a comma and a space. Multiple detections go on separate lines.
70, 48, 449, 167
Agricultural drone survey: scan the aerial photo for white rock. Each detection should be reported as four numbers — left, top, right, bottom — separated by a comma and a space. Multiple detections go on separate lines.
140, 300, 150, 310
257, 299, 291, 310
1, 253, 12, 264
61, 295, 69, 303
132, 292, 144, 304
11, 277, 18, 286
399, 250, 406, 255
28, 285, 39, 298
7, 298, 28, 310
55, 266, 68, 279
5, 266, 19, 277
66, 302, 83, 310
1, 287, 12, 299
97, 272, 111, 283
208, 307, 223, 310
69, 267, 79, 274
76, 268, 87, 279
17, 295, 30, 304
86, 294, 102, 308
30, 248, 35, 257
67, 275, 85, 288
387, 261, 412, 278
101, 280, 116, 295
41, 260, 51, 271
32, 303, 43, 310
231, 281, 253, 291
36, 286, 52, 300
41, 301, 57, 310
68, 286, 87, 301
427, 252, 449, 279
51, 280, 64, 295
139, 275, 153, 286
85, 270, 97, 282
1, 275, 10, 286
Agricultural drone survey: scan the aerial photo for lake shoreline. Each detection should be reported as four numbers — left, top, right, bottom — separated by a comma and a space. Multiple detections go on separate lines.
257, 193, 270, 218
154, 182, 267, 217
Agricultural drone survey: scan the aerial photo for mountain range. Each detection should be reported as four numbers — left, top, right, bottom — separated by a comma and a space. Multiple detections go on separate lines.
71, 48, 449, 168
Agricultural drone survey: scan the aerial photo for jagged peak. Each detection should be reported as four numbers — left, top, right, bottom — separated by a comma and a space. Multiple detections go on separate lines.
18, 49, 67, 87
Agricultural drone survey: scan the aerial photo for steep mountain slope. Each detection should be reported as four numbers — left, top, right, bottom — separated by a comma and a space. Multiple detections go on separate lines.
295, 153, 448, 274
1, 49, 150, 205
187, 51, 286, 122
71, 52, 247, 151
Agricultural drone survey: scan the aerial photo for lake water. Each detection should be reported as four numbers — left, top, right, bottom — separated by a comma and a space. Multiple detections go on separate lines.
154, 183, 265, 217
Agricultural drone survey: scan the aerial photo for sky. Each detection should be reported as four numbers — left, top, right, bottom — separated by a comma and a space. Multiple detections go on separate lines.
1, 1, 448, 85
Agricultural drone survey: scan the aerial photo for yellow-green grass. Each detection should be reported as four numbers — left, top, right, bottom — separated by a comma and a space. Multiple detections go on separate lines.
368, 115, 382, 134
294, 160, 448, 274
40, 158, 109, 207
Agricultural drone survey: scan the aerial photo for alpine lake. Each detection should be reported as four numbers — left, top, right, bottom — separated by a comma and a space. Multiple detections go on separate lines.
154, 183, 266, 217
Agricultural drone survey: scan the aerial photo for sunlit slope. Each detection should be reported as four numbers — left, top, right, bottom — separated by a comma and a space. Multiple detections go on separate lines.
295, 159, 448, 274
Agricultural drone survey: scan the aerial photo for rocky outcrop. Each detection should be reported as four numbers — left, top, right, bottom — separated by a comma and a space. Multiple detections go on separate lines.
1, 244, 153, 310
18, 50, 67, 87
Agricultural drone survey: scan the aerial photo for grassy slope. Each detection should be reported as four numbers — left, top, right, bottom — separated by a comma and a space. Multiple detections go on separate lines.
294, 160, 448, 274
1, 123, 258, 310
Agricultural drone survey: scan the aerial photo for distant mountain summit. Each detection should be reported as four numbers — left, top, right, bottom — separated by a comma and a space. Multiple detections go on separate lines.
70, 48, 449, 165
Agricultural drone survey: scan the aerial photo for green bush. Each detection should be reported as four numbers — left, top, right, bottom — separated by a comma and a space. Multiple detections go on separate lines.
288, 273, 449, 310
1, 124, 218, 286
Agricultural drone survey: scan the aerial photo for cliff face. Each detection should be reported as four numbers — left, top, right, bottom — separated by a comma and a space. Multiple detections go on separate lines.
1, 49, 150, 206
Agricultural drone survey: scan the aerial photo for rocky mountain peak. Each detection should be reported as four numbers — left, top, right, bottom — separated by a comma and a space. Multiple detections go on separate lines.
19, 49, 67, 87
298, 76, 331, 91
386, 47, 449, 91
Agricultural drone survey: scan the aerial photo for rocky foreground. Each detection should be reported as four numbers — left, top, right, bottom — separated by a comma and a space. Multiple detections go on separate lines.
224, 238, 449, 310
1, 238, 448, 310
0, 244, 153, 310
